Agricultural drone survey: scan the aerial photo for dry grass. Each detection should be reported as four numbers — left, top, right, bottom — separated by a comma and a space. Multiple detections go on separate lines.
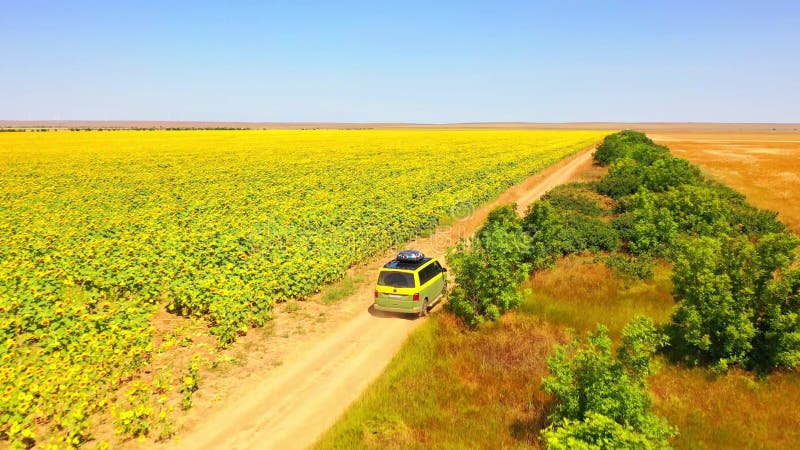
651, 365, 800, 449
523, 255, 675, 335
650, 132, 800, 232
315, 313, 569, 449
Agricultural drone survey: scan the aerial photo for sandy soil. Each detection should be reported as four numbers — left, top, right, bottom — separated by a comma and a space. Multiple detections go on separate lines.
143, 148, 595, 450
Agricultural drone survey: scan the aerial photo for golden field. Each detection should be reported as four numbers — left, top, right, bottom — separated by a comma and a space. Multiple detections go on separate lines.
650, 132, 800, 233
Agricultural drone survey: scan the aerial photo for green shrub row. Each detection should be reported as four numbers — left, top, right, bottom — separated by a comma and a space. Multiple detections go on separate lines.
445, 134, 689, 448
447, 130, 799, 373
590, 131, 800, 372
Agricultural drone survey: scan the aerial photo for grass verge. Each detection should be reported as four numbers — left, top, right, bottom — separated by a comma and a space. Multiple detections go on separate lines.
315, 313, 568, 449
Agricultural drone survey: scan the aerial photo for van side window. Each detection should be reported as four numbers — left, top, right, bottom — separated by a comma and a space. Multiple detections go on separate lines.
419, 262, 442, 285
418, 264, 433, 285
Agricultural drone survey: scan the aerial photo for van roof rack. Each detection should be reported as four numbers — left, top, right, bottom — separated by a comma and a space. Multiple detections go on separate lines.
383, 257, 431, 271
396, 249, 424, 262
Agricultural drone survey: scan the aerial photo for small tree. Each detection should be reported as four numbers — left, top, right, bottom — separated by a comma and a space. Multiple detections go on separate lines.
755, 267, 800, 369
640, 157, 701, 192
668, 236, 757, 370
628, 143, 670, 166
541, 317, 674, 449
656, 185, 735, 238
523, 200, 561, 269
598, 156, 702, 200
668, 233, 800, 372
523, 200, 619, 264
614, 189, 677, 256
446, 205, 531, 327
597, 158, 644, 198
593, 131, 654, 166
542, 412, 665, 450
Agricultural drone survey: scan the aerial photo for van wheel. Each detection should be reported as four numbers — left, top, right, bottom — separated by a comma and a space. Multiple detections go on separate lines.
419, 300, 429, 318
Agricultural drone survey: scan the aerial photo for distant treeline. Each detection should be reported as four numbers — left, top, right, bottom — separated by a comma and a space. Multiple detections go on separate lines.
0, 127, 255, 132
0, 128, 51, 132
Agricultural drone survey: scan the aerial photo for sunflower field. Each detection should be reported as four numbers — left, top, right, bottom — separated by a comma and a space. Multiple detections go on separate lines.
0, 129, 606, 446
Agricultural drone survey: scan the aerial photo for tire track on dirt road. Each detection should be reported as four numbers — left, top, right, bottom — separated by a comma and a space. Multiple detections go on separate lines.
166, 147, 596, 450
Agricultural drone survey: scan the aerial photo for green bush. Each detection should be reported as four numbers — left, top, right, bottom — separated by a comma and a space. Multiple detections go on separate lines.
615, 183, 786, 255
696, 185, 779, 237
542, 412, 668, 450
542, 184, 610, 217
730, 204, 787, 236
655, 185, 737, 237
446, 205, 531, 327
755, 267, 800, 369
558, 213, 620, 253
541, 317, 675, 449
618, 316, 670, 380
593, 131, 655, 166
597, 158, 644, 198
604, 253, 655, 280
523, 201, 620, 261
640, 157, 701, 192
613, 189, 677, 256
522, 201, 561, 270
628, 143, 670, 166
598, 156, 701, 200
667, 233, 800, 372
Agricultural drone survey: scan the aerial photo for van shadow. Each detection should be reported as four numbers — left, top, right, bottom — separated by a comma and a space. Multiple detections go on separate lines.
367, 304, 421, 321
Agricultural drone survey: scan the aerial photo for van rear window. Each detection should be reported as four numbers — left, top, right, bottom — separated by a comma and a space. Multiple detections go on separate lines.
378, 271, 415, 288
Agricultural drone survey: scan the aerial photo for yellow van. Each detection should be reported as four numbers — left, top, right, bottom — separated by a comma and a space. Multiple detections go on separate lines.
373, 250, 447, 317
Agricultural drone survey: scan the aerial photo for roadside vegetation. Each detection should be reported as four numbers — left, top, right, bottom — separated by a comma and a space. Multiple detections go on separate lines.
591, 132, 799, 374
446, 205, 532, 326
318, 131, 800, 449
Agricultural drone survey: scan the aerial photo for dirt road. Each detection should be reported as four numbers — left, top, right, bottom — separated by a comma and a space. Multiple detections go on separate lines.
167, 148, 595, 450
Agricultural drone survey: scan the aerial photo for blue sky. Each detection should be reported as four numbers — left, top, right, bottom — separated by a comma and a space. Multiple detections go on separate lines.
1, 1, 798, 122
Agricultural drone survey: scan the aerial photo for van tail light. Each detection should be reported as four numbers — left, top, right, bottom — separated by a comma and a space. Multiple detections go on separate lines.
413, 293, 420, 301
374, 290, 379, 299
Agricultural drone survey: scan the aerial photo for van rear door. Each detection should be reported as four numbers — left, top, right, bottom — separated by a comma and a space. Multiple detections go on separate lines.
375, 270, 418, 310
